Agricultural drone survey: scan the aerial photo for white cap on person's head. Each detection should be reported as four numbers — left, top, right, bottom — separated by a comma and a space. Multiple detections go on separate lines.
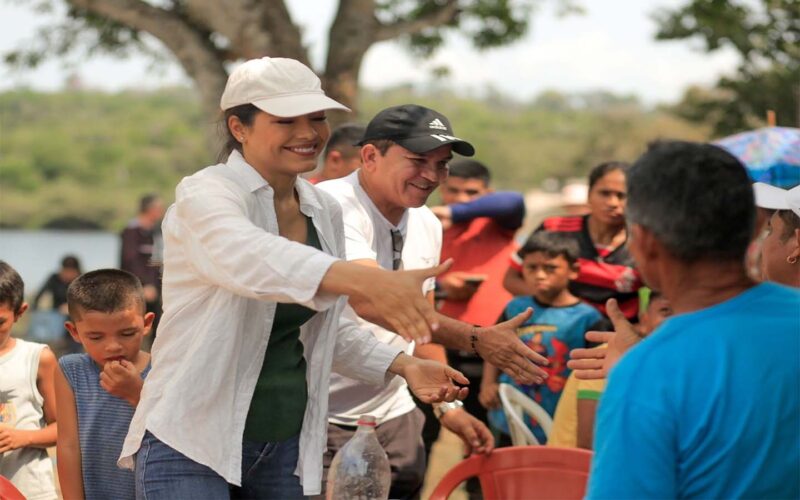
753, 182, 800, 218
220, 57, 350, 117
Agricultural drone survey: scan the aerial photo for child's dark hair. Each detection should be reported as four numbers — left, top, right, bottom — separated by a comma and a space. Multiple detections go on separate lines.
519, 232, 580, 265
67, 269, 145, 320
0, 260, 24, 312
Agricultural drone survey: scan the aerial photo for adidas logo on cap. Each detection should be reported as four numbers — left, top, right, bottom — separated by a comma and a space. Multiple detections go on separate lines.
429, 118, 448, 131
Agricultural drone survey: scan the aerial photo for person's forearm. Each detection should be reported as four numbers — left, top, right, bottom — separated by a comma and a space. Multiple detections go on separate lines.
319, 261, 374, 298
429, 314, 475, 351
15, 423, 57, 449
57, 443, 85, 500
450, 192, 525, 229
481, 361, 499, 387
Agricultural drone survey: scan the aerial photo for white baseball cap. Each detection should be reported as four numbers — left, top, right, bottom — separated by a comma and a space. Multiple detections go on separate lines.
753, 182, 800, 218
220, 57, 350, 117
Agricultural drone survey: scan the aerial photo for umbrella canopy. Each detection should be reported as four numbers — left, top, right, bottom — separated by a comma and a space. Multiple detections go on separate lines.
714, 127, 800, 188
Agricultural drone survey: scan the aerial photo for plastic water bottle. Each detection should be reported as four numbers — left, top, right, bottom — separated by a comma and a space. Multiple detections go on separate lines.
326, 415, 391, 500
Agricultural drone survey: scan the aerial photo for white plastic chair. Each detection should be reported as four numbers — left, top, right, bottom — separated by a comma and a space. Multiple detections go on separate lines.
499, 383, 554, 446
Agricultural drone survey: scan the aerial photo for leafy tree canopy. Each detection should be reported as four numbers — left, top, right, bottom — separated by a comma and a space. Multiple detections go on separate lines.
654, 0, 799, 135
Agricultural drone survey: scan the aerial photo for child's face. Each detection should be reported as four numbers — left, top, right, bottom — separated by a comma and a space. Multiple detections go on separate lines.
521, 252, 577, 302
66, 307, 153, 368
0, 302, 26, 350
639, 296, 673, 336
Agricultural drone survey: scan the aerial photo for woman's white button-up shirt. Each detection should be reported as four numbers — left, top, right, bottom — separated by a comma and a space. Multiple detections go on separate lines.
119, 151, 402, 494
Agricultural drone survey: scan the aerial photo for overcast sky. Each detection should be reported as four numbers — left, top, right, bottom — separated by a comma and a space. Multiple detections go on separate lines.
0, 0, 741, 104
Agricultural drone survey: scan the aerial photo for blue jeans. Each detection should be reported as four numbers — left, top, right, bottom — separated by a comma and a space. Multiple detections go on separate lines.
135, 431, 305, 499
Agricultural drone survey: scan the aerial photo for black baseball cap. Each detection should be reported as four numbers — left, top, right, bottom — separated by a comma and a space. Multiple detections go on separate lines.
356, 104, 475, 157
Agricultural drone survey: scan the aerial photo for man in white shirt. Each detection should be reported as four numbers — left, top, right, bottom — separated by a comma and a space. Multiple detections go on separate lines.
318, 105, 542, 498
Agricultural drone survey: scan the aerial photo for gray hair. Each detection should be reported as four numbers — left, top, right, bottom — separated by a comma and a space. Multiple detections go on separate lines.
626, 141, 754, 262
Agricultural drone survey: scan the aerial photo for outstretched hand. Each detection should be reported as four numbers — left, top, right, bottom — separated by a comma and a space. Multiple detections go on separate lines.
349, 260, 453, 345
476, 308, 549, 385
568, 299, 642, 379
389, 353, 469, 404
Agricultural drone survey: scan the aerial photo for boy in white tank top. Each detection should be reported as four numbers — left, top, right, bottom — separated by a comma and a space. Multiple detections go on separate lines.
0, 260, 58, 500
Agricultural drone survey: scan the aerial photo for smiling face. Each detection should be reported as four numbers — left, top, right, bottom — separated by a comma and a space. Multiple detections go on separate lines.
361, 143, 452, 222
66, 306, 153, 368
230, 110, 331, 180
521, 251, 578, 304
588, 169, 627, 227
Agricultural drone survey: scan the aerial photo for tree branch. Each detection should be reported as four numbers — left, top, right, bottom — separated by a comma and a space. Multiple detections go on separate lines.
181, 0, 306, 62
66, 0, 228, 116
375, 0, 460, 42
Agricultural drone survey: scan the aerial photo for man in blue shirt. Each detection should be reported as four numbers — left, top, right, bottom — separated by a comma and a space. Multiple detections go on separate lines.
580, 141, 800, 498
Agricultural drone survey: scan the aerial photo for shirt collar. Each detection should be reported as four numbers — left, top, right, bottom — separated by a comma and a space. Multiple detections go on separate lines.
226, 150, 322, 211
352, 171, 409, 233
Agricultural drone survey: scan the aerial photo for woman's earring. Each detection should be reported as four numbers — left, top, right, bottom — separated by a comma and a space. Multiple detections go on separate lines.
788, 256, 798, 265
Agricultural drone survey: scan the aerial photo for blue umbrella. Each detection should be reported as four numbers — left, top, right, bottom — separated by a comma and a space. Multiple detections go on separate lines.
714, 127, 800, 188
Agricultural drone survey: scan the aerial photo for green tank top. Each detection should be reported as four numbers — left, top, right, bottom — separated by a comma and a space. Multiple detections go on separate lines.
243, 216, 321, 442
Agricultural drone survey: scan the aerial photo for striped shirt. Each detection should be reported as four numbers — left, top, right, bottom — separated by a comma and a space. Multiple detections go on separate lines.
511, 215, 642, 320
60, 354, 150, 500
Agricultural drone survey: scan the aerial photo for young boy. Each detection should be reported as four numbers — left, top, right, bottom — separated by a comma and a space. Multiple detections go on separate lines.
55, 269, 153, 500
479, 232, 604, 444
0, 260, 58, 500
548, 290, 673, 449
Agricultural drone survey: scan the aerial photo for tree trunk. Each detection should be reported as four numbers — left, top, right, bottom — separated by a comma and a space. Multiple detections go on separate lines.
323, 0, 383, 125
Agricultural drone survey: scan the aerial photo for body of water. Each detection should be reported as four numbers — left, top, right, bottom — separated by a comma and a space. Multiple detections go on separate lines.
0, 229, 120, 298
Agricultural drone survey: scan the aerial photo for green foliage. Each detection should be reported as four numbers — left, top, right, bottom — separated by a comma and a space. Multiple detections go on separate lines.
0, 88, 209, 229
386, 0, 537, 57
0, 87, 709, 230
654, 0, 799, 135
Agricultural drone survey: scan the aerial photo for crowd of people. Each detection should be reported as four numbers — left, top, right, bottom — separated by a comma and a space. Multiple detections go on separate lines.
0, 55, 797, 500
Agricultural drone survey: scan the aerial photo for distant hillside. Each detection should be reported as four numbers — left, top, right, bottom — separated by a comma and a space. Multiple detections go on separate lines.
0, 87, 709, 229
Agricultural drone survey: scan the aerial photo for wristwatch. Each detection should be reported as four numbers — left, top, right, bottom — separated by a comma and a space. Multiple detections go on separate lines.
433, 400, 464, 420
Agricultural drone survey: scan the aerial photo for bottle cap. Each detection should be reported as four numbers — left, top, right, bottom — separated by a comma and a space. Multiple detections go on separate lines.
357, 415, 377, 427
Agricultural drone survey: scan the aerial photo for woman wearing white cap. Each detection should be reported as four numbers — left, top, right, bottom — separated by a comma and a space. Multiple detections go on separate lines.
754, 182, 800, 287
118, 57, 467, 499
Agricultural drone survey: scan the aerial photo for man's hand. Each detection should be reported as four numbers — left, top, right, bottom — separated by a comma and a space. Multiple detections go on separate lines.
475, 308, 548, 385
389, 353, 469, 404
439, 408, 495, 456
0, 424, 28, 453
100, 360, 144, 407
478, 380, 501, 410
438, 272, 484, 301
430, 206, 453, 230
347, 260, 453, 345
568, 299, 642, 379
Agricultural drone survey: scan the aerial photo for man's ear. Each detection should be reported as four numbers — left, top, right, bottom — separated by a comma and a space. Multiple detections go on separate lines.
326, 150, 343, 165
65, 321, 82, 344
360, 144, 379, 173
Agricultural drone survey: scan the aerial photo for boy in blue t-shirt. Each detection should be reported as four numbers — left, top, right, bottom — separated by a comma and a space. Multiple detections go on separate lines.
479, 232, 604, 444
54, 269, 152, 500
